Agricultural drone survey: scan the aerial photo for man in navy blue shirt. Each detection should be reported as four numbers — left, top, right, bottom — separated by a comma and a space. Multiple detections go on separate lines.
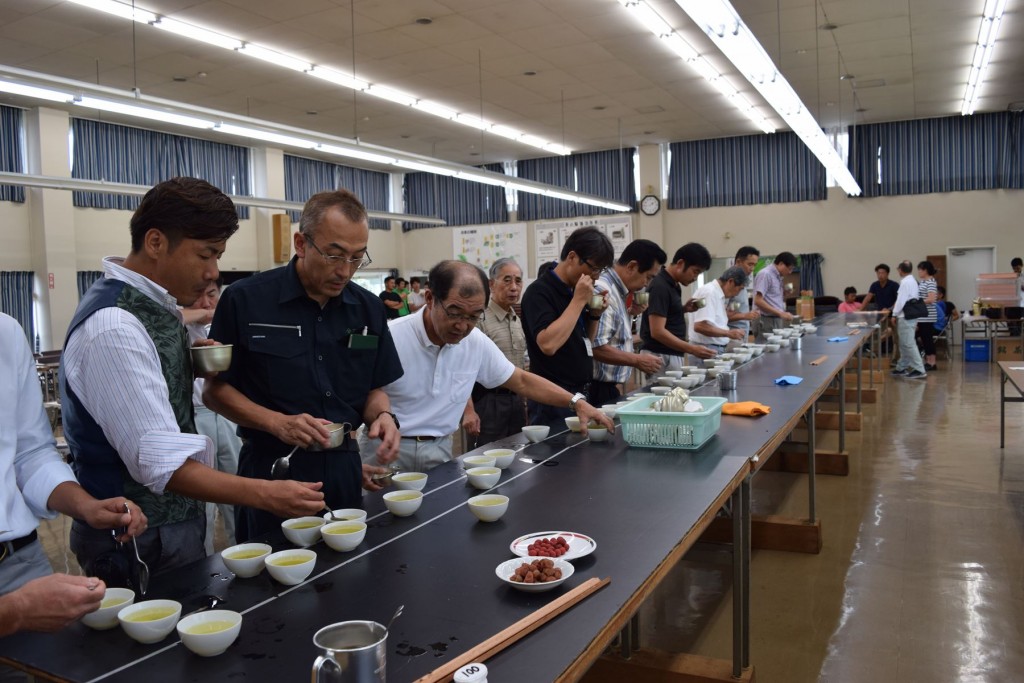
862, 263, 900, 312
206, 190, 403, 542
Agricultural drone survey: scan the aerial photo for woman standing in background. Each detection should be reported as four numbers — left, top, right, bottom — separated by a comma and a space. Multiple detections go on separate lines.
916, 260, 939, 371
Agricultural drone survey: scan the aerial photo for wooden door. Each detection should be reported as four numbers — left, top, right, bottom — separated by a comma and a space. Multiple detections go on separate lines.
927, 254, 947, 291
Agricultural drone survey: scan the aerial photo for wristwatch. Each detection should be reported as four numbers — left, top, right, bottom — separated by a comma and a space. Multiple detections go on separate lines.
377, 410, 400, 430
568, 392, 586, 411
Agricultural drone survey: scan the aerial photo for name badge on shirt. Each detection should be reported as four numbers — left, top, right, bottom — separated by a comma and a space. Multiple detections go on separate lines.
584, 337, 594, 357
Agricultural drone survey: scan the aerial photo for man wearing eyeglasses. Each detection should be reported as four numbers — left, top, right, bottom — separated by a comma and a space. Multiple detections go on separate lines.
359, 260, 613, 472
205, 189, 403, 542
521, 226, 616, 425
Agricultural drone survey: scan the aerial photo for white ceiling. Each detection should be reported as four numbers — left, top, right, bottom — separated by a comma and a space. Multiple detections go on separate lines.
0, 0, 1021, 168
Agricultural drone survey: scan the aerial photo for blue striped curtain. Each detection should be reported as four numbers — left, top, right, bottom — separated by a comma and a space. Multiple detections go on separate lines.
574, 149, 635, 216
849, 112, 1024, 197
77, 271, 104, 300
0, 271, 34, 344
668, 132, 826, 209
798, 253, 824, 296
0, 105, 26, 203
516, 156, 576, 221
284, 154, 390, 229
403, 163, 507, 231
71, 118, 251, 218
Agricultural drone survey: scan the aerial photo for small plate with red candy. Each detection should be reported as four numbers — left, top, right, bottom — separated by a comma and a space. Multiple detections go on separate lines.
509, 531, 596, 562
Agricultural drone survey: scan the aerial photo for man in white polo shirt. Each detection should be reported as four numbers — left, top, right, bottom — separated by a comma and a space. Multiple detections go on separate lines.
690, 267, 749, 352
359, 260, 613, 472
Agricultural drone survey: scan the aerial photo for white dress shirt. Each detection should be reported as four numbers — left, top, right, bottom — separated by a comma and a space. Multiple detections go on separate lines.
0, 314, 76, 541
63, 257, 213, 496
384, 309, 515, 436
892, 274, 920, 319
689, 280, 731, 346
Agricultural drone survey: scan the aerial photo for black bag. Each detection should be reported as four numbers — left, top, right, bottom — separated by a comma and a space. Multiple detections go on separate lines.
904, 298, 928, 320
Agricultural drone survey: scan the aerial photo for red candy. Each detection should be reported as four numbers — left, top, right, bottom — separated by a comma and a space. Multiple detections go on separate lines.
527, 536, 569, 557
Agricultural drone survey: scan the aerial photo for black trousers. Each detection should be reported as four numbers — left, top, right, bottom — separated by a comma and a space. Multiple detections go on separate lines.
587, 381, 621, 408
234, 441, 361, 543
470, 390, 527, 450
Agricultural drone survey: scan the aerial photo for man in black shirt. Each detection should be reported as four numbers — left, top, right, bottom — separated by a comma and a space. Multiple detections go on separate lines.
640, 243, 715, 369
521, 226, 614, 425
206, 189, 403, 542
379, 276, 403, 320
861, 263, 900, 353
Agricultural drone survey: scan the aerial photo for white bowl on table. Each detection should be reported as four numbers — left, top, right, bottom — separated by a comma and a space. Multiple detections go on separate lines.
483, 449, 516, 469
655, 376, 676, 386
587, 427, 610, 442
177, 610, 242, 657
468, 494, 509, 522
81, 588, 135, 630
664, 370, 684, 378
118, 599, 182, 644
322, 508, 367, 524
321, 521, 367, 552
765, 343, 781, 352
264, 549, 316, 585
702, 358, 719, 368
522, 425, 550, 442
392, 472, 428, 490
383, 490, 423, 517
779, 338, 792, 348
674, 377, 699, 390
220, 542, 272, 578
496, 556, 574, 593
600, 404, 617, 419
466, 466, 501, 490
651, 386, 671, 395
462, 454, 496, 469
281, 517, 325, 547
565, 416, 582, 432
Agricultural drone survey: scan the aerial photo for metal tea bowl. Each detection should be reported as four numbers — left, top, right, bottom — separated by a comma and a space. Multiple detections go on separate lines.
306, 423, 351, 452
191, 345, 233, 373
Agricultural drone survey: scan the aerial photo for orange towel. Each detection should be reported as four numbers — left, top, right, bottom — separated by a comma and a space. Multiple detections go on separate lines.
722, 401, 771, 417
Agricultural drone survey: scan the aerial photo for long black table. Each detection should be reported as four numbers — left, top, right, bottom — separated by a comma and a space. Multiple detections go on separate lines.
0, 313, 871, 683
999, 361, 1024, 448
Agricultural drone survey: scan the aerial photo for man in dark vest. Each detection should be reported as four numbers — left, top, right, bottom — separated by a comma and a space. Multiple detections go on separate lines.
61, 177, 326, 576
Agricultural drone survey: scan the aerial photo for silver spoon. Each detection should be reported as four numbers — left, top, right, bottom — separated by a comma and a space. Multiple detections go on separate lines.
385, 604, 403, 634
124, 503, 150, 596
270, 444, 300, 479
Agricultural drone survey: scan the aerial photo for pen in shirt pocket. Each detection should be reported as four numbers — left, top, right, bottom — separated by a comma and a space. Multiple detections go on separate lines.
249, 323, 302, 337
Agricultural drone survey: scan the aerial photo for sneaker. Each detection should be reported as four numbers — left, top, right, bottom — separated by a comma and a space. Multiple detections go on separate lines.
890, 368, 908, 376
904, 370, 927, 380
924, 363, 938, 371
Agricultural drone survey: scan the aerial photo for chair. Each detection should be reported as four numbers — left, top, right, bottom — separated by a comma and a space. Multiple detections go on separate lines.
933, 316, 953, 360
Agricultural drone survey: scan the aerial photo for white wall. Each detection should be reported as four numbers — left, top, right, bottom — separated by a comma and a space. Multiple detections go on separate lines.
0, 200, 31, 270
662, 187, 1024, 297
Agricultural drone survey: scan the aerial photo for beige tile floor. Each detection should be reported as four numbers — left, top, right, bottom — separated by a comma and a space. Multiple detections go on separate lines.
37, 357, 1024, 682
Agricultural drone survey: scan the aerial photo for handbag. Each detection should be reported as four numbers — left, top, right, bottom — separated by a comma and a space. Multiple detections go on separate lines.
903, 298, 928, 320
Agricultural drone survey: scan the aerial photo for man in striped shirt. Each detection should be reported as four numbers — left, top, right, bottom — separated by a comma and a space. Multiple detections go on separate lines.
590, 240, 667, 407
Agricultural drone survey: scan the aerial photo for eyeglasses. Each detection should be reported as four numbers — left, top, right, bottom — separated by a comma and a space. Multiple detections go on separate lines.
305, 237, 372, 269
439, 302, 485, 324
582, 260, 608, 278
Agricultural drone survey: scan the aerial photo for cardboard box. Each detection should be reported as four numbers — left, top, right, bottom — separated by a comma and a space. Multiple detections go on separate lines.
797, 297, 815, 320
994, 339, 1024, 361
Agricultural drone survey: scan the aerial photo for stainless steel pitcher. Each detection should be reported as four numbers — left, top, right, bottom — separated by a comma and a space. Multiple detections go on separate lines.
311, 621, 387, 683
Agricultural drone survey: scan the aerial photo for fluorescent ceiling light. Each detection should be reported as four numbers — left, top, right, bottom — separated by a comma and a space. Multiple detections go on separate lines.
0, 67, 627, 212
67, 0, 570, 155
66, 0, 155, 23
0, 81, 71, 103
152, 18, 242, 51
307, 67, 368, 92
215, 123, 316, 149
76, 96, 214, 128
617, 0, 774, 134
675, 0, 861, 195
236, 44, 311, 73
489, 124, 523, 141
962, 0, 1007, 115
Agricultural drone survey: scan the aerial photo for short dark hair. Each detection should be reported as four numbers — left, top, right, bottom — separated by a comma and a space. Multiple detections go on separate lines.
299, 188, 368, 237
397, 278, 407, 287
735, 245, 760, 262
428, 260, 490, 307
384, 276, 395, 286
1012, 257, 1023, 268
537, 261, 557, 278
774, 252, 797, 268
130, 177, 238, 253
917, 260, 936, 276
875, 263, 890, 274
560, 226, 614, 269
937, 285, 946, 297
897, 260, 913, 275
410, 277, 421, 286
618, 239, 667, 272
672, 243, 712, 270
844, 286, 857, 296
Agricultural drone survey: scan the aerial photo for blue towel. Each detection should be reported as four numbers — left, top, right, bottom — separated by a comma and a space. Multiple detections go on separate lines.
827, 336, 849, 342
774, 375, 803, 386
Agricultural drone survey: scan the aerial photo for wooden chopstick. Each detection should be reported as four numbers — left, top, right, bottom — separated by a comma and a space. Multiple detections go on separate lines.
414, 576, 611, 683
809, 355, 828, 366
